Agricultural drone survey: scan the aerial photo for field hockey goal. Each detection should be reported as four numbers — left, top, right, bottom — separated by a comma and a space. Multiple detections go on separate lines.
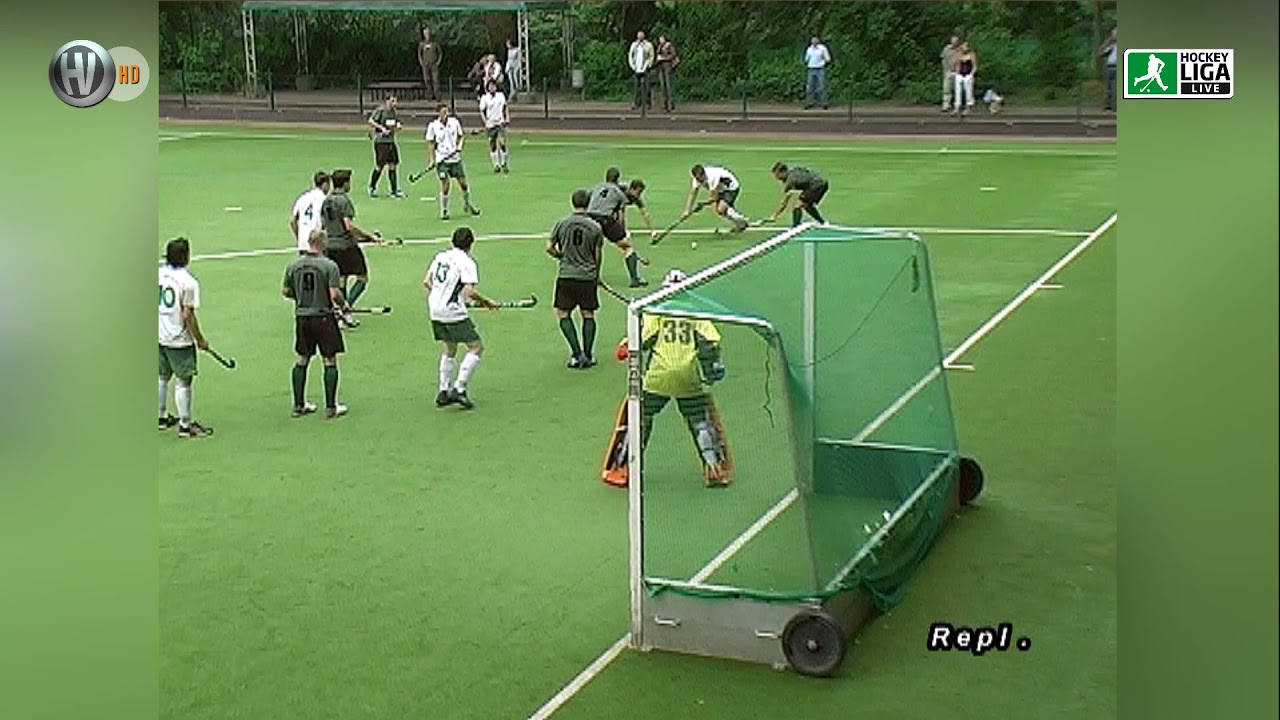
624, 223, 985, 676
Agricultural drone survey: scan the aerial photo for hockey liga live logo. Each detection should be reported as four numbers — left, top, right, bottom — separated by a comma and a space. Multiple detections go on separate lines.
1124, 48, 1233, 99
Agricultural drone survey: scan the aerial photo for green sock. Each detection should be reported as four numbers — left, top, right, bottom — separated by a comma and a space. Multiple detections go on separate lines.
624, 253, 640, 281
792, 208, 803, 226
348, 279, 368, 305
463, 189, 473, 208
323, 365, 339, 409
559, 317, 582, 357
369, 168, 381, 190
582, 318, 597, 358
804, 205, 826, 224
389, 169, 399, 193
291, 364, 307, 407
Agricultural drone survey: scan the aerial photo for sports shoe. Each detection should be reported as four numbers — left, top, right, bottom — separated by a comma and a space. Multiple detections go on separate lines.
440, 212, 450, 221
368, 187, 378, 198
501, 164, 510, 174
731, 219, 748, 233
582, 355, 597, 368
177, 421, 213, 438
159, 414, 179, 430
628, 278, 649, 288
465, 206, 481, 216
493, 166, 502, 173
325, 404, 348, 419
291, 402, 318, 418
567, 355, 585, 369
449, 388, 474, 410
435, 390, 455, 407
391, 190, 406, 198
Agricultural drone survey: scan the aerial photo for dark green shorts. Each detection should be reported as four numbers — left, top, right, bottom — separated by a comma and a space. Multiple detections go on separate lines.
159, 344, 198, 379
486, 125, 506, 142
437, 161, 466, 180
432, 318, 481, 344
716, 187, 740, 208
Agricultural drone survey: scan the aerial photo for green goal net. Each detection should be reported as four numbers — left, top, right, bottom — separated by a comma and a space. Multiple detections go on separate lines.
628, 224, 961, 611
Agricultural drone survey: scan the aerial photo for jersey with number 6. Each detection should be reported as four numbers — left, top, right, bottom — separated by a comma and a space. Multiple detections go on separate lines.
426, 247, 479, 322
642, 315, 721, 398
291, 187, 327, 250
550, 212, 603, 280
158, 264, 200, 348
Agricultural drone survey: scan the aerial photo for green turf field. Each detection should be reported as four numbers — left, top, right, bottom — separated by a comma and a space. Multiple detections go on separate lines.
159, 124, 1116, 719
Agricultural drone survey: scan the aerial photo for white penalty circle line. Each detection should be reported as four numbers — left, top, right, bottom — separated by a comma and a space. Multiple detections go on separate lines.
189, 225, 1087, 262
526, 210, 1117, 720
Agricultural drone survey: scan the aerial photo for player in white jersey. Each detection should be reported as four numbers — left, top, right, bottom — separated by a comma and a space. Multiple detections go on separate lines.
477, 80, 511, 173
683, 163, 750, 233
424, 227, 500, 409
289, 170, 330, 253
158, 238, 214, 437
422, 103, 480, 220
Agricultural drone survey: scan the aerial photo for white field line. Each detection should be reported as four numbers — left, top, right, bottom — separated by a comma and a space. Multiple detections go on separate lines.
158, 130, 1116, 158
527, 210, 1117, 719
189, 225, 1084, 262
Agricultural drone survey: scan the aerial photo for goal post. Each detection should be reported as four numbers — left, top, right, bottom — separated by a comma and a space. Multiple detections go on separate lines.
624, 223, 984, 676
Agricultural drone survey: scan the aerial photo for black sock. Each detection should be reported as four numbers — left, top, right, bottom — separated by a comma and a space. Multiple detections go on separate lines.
582, 318, 597, 358
389, 169, 399, 193
804, 205, 826, 224
323, 365, 339, 408
791, 208, 803, 227
624, 253, 640, 282
370, 168, 381, 190
559, 317, 582, 357
291, 364, 307, 407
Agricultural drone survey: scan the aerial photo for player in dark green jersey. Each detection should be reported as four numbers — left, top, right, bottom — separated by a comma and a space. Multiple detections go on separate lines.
767, 163, 829, 226
547, 189, 605, 368
586, 177, 651, 287
320, 169, 383, 328
368, 94, 404, 198
283, 229, 353, 419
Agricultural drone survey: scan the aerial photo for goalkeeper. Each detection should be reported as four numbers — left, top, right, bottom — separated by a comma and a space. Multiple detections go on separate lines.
606, 270, 732, 487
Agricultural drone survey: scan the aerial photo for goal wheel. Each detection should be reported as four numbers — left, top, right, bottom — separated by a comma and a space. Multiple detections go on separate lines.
959, 456, 984, 505
781, 609, 846, 677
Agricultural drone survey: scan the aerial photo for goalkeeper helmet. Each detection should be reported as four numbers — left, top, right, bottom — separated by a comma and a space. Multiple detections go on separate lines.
663, 269, 687, 287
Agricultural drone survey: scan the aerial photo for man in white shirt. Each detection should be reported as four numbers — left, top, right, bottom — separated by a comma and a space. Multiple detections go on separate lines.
478, 80, 510, 174
158, 237, 214, 437
289, 170, 330, 253
683, 164, 750, 233
803, 35, 832, 109
505, 39, 521, 98
425, 226, 500, 410
422, 103, 481, 220
628, 30, 655, 110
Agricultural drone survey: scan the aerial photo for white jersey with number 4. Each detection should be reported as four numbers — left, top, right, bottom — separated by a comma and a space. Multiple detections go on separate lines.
426, 247, 479, 323
425, 116, 464, 165
479, 91, 507, 128
158, 264, 200, 348
695, 165, 740, 192
291, 187, 327, 250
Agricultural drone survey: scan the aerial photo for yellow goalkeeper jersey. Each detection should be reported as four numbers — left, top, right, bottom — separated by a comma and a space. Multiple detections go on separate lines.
641, 315, 720, 398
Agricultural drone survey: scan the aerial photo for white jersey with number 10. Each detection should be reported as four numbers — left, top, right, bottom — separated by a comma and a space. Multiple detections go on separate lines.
291, 187, 327, 250
159, 264, 200, 348
425, 116, 464, 165
426, 247, 479, 323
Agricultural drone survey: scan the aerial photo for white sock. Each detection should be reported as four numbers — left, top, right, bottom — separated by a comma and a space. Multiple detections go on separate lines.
175, 382, 192, 423
159, 377, 170, 416
490, 150, 499, 167
454, 352, 481, 391
440, 193, 450, 215
726, 207, 746, 222
499, 150, 508, 165
439, 355, 457, 392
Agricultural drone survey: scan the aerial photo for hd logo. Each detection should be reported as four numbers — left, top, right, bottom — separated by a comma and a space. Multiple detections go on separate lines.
1124, 48, 1233, 100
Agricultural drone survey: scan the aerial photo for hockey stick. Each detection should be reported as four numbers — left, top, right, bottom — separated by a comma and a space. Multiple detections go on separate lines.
348, 306, 393, 314
204, 347, 237, 369
651, 202, 706, 245
598, 280, 634, 305
468, 295, 538, 309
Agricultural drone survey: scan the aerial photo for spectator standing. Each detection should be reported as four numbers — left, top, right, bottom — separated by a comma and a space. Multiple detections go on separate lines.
468, 55, 489, 100
803, 36, 831, 109
952, 41, 978, 115
1099, 27, 1118, 112
940, 36, 961, 112
655, 35, 679, 112
506, 39, 522, 99
417, 27, 443, 102
628, 31, 655, 110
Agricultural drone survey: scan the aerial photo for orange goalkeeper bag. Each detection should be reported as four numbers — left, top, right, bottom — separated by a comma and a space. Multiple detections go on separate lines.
601, 399, 630, 487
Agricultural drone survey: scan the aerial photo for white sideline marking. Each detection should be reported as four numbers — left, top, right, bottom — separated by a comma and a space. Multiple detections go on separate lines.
945, 363, 976, 371
158, 131, 1116, 158
190, 226, 1085, 262
224, 206, 243, 212
980, 186, 998, 192
526, 211, 1117, 719
1039, 283, 1064, 290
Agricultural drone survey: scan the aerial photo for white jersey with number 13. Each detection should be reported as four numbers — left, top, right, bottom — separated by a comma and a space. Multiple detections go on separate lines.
426, 247, 479, 323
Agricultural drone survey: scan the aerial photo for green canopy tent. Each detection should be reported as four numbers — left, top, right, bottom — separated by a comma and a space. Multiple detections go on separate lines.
240, 0, 572, 96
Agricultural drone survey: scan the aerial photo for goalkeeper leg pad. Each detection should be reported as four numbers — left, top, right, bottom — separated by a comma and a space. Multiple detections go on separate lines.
689, 396, 734, 487
601, 399, 630, 487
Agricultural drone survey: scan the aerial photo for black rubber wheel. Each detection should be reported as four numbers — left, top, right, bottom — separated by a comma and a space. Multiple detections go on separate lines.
959, 456, 984, 505
781, 609, 846, 677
